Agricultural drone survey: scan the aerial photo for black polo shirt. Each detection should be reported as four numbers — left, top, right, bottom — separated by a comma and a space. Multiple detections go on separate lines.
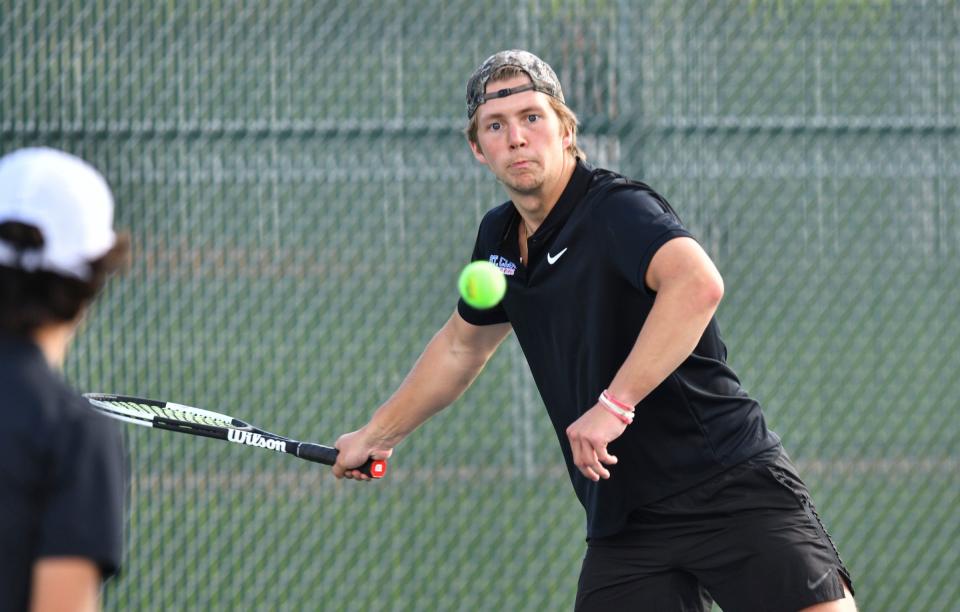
0, 333, 125, 610
458, 160, 780, 539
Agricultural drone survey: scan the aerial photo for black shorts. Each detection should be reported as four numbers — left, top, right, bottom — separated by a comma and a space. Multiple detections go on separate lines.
575, 448, 853, 612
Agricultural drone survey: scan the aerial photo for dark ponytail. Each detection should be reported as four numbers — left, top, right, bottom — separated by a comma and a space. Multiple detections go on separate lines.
0, 221, 130, 335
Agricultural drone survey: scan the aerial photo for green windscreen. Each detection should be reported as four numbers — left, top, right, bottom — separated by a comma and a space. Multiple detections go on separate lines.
3, 2, 957, 610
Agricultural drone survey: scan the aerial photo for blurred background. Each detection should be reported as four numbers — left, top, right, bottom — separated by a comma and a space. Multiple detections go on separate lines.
2, 1, 958, 610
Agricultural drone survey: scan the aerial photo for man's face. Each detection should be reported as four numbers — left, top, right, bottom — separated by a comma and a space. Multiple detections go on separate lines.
470, 75, 570, 197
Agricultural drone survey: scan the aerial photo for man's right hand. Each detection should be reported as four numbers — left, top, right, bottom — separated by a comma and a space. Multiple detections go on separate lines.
333, 428, 393, 481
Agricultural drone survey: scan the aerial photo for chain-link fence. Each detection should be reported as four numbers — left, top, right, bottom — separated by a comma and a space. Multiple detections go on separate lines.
2, 1, 958, 610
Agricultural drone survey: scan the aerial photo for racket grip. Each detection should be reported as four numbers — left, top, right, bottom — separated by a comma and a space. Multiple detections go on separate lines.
296, 443, 387, 479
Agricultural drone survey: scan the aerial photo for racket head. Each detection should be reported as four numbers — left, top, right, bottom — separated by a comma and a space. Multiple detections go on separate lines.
83, 394, 386, 477
83, 393, 249, 429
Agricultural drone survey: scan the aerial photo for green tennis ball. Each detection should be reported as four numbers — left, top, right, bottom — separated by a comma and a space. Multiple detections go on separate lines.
458, 260, 507, 309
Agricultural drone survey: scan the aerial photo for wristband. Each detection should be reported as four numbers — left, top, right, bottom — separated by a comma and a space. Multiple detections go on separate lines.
601, 389, 634, 412
599, 400, 633, 424
598, 393, 634, 425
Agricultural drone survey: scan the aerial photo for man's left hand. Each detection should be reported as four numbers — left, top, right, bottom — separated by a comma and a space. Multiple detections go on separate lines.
565, 404, 628, 481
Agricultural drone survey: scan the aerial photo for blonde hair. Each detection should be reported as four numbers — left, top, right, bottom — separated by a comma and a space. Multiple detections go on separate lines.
464, 66, 586, 160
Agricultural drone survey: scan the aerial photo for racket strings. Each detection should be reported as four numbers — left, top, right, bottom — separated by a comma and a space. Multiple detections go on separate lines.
113, 401, 237, 428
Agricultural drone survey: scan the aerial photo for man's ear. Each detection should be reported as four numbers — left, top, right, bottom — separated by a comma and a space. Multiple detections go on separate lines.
469, 140, 488, 165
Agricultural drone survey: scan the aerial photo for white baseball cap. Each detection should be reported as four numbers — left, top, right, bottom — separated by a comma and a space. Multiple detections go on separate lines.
0, 147, 117, 280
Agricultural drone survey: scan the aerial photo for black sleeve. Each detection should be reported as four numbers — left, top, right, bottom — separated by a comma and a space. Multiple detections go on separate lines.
597, 186, 693, 292
37, 396, 126, 579
456, 221, 510, 326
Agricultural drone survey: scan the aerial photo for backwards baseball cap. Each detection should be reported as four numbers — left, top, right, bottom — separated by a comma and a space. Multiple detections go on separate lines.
466, 49, 565, 119
0, 147, 117, 281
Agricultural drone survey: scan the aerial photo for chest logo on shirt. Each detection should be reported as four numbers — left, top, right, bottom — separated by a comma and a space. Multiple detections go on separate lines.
547, 248, 568, 265
488, 254, 517, 276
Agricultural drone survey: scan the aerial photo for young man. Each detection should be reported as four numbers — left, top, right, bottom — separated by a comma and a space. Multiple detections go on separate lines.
334, 50, 857, 611
0, 148, 129, 611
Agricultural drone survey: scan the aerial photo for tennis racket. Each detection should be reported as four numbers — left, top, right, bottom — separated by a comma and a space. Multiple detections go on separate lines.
83, 393, 386, 478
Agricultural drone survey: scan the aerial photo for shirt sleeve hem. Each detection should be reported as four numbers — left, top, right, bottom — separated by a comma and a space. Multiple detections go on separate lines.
636, 229, 695, 292
457, 299, 509, 326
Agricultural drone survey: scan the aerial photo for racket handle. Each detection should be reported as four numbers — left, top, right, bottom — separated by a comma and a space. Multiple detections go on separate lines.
296, 443, 387, 479
358, 458, 388, 479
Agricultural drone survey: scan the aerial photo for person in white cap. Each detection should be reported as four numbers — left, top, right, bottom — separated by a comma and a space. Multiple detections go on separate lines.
0, 147, 130, 611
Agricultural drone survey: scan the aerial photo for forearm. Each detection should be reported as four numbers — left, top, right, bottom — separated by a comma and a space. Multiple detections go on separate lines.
363, 335, 482, 446
362, 314, 508, 447
565, 285, 720, 483
607, 274, 722, 407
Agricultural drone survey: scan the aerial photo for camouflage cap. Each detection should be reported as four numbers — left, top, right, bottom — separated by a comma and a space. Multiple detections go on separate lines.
466, 50, 564, 119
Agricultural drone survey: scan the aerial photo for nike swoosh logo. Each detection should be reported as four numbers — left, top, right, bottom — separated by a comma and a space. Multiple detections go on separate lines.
546, 248, 568, 265
807, 569, 833, 590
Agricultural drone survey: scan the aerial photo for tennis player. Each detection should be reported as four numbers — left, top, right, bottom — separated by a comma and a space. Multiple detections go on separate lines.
334, 50, 857, 611
0, 148, 129, 611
